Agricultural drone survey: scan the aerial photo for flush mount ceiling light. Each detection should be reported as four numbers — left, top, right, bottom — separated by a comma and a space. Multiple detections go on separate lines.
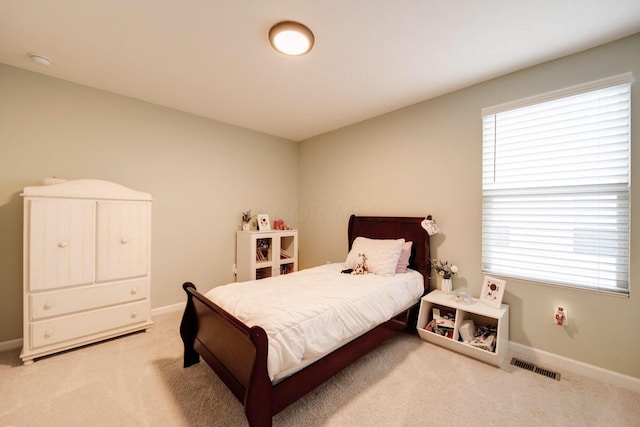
269, 21, 314, 56
28, 52, 53, 66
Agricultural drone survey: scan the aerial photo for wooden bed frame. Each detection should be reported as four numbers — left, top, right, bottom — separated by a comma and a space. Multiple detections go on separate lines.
180, 215, 432, 427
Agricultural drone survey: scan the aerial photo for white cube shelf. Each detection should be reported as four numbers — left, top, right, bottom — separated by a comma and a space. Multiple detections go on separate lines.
236, 230, 298, 282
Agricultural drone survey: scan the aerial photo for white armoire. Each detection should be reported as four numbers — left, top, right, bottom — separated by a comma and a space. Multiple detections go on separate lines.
21, 179, 153, 364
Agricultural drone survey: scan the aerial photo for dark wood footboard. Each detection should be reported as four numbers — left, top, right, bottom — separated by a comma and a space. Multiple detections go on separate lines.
180, 282, 273, 426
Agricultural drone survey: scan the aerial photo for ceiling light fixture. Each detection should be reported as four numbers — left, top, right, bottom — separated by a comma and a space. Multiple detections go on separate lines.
269, 21, 314, 56
28, 53, 53, 66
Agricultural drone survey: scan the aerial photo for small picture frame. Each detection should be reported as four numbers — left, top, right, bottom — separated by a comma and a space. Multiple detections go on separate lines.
480, 275, 506, 308
257, 214, 271, 231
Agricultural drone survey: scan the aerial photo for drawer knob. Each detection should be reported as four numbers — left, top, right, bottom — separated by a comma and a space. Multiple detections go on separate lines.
58, 241, 67, 248
121, 237, 129, 244
44, 301, 53, 310
131, 311, 139, 319
131, 288, 137, 295
44, 329, 54, 338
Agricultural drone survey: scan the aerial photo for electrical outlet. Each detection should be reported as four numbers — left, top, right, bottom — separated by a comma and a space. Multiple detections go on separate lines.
554, 306, 568, 326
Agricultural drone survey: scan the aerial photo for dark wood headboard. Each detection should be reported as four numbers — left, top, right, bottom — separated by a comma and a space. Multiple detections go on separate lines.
347, 215, 431, 290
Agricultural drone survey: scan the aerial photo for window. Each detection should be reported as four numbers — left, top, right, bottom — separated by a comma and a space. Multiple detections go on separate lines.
481, 73, 631, 295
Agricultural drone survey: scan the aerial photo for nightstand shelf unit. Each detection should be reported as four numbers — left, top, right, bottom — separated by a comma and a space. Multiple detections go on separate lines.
416, 289, 509, 366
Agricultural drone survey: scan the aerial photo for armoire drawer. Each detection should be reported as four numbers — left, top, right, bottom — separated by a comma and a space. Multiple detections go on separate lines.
30, 278, 148, 320
30, 300, 149, 349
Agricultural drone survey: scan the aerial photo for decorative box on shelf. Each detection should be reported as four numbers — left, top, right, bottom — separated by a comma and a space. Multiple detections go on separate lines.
416, 289, 509, 366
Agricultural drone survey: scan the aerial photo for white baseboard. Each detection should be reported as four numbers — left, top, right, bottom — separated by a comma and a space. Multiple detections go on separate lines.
151, 302, 185, 317
509, 341, 640, 393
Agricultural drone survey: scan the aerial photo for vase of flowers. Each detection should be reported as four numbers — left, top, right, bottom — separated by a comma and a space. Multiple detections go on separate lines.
431, 259, 458, 295
241, 210, 252, 231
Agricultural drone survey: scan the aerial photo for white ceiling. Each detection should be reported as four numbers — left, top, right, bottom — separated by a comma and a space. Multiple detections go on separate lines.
2, 1, 640, 141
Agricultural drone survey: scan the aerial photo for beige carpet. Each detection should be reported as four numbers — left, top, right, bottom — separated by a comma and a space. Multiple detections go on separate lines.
1, 310, 639, 427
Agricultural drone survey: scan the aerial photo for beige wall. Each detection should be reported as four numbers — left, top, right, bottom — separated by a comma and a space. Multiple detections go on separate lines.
0, 64, 298, 343
298, 33, 640, 379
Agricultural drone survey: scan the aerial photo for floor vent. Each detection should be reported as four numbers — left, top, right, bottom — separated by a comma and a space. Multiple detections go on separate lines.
510, 357, 561, 381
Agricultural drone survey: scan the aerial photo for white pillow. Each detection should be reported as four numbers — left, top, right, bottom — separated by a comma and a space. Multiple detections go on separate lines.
344, 237, 405, 276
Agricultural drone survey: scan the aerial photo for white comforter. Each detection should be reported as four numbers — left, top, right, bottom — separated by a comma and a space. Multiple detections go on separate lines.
205, 263, 424, 381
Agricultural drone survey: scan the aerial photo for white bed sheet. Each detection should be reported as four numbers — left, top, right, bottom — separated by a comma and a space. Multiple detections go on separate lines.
204, 263, 424, 381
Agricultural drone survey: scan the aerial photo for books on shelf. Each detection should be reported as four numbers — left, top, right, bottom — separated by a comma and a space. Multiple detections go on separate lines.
254, 239, 294, 266
256, 250, 268, 261
280, 248, 291, 259
256, 238, 271, 261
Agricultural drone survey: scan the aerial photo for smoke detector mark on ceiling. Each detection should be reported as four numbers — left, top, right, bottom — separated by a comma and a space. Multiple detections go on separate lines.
29, 53, 52, 66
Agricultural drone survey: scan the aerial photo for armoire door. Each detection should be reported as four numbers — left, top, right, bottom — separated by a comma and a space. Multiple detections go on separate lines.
96, 201, 150, 282
28, 198, 95, 291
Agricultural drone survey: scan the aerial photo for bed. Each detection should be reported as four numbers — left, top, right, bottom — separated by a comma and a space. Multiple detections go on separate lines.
180, 215, 432, 427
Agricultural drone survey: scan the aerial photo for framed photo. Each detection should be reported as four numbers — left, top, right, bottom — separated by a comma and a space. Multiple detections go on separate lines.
257, 214, 271, 231
480, 275, 506, 308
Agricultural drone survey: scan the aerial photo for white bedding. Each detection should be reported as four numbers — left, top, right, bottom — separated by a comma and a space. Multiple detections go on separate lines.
204, 263, 424, 381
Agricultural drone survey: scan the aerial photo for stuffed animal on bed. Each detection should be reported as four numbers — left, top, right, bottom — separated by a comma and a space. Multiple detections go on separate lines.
351, 253, 369, 275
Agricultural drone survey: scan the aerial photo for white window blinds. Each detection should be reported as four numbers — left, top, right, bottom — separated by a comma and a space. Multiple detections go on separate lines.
481, 73, 631, 294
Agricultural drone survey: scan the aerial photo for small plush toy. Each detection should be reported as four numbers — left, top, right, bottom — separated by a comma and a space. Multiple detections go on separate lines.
352, 253, 369, 275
